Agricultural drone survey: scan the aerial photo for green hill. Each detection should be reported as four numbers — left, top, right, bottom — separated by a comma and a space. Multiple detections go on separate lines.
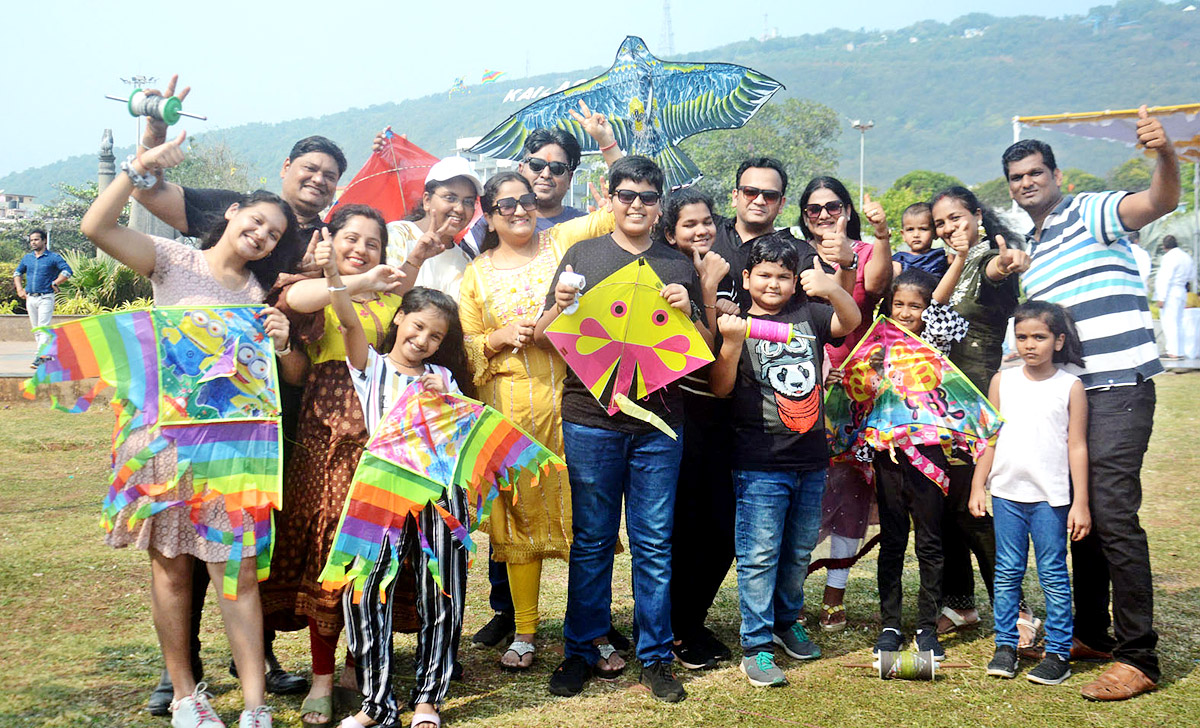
4, 0, 1198, 201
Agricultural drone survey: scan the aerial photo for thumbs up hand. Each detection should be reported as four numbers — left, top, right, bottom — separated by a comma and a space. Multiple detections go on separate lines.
800, 257, 838, 299
1135, 105, 1170, 151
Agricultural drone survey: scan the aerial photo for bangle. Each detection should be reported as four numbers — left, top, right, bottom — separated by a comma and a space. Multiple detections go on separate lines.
327, 284, 347, 292
598, 140, 617, 152
121, 155, 158, 189
402, 259, 420, 271
274, 343, 292, 356
704, 303, 717, 309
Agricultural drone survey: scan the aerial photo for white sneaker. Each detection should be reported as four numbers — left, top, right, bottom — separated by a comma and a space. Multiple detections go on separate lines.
238, 705, 272, 728
170, 682, 225, 728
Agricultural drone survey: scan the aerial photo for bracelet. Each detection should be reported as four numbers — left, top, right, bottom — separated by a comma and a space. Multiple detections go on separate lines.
327, 284, 347, 292
402, 259, 420, 271
704, 303, 717, 309
121, 155, 158, 189
274, 343, 292, 356
598, 140, 617, 152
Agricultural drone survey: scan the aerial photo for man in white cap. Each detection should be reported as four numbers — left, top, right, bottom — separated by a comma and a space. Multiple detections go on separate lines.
384, 156, 482, 300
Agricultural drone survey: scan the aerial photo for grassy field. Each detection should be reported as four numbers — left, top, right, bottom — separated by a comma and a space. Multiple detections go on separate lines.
2, 374, 1199, 727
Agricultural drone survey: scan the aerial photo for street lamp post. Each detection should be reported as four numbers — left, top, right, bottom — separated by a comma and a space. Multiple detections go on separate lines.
851, 119, 874, 211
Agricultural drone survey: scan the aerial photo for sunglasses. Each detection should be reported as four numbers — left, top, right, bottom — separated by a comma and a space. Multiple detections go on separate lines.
613, 189, 662, 206
738, 185, 783, 203
491, 192, 538, 216
523, 158, 572, 177
803, 200, 846, 219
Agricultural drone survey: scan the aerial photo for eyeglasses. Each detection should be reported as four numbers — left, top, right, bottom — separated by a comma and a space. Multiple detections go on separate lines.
613, 189, 662, 206
803, 200, 846, 219
738, 186, 783, 203
435, 191, 477, 209
523, 158, 572, 177
491, 193, 538, 216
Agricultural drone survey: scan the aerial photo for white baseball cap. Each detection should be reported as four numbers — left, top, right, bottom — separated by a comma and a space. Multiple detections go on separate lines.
425, 156, 484, 195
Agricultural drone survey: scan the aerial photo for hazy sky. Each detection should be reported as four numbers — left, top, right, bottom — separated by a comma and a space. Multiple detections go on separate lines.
1, 0, 1106, 177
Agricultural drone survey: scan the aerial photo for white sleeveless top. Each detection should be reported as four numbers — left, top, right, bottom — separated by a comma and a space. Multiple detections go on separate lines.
988, 366, 1079, 507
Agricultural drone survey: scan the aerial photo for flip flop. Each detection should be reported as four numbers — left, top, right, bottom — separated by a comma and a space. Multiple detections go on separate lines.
301, 694, 333, 726
500, 640, 536, 672
593, 643, 626, 680
936, 606, 980, 635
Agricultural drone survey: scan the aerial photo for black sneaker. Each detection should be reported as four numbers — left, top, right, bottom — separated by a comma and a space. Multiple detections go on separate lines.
548, 655, 592, 697
1026, 653, 1071, 685
698, 627, 733, 662
473, 611, 515, 647
640, 661, 686, 702
914, 629, 945, 661
672, 638, 717, 670
986, 645, 1018, 679
873, 628, 903, 655
607, 625, 632, 654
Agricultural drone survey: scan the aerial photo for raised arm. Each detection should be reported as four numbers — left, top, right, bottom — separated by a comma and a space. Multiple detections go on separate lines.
568, 100, 625, 167
81, 132, 188, 276
1117, 106, 1181, 232
318, 231, 369, 371
800, 260, 861, 337
709, 314, 747, 397
129, 74, 192, 232
861, 193, 894, 296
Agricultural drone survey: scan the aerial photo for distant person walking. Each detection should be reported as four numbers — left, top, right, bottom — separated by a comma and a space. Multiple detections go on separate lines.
14, 228, 71, 368
1154, 234, 1195, 360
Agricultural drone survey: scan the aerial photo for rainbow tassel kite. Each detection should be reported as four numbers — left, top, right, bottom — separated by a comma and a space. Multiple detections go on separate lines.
320, 385, 564, 602
25, 307, 282, 598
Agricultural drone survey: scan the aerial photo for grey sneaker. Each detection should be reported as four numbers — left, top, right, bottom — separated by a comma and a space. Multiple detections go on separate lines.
772, 622, 821, 660
987, 645, 1018, 678
1027, 653, 1071, 685
740, 652, 788, 687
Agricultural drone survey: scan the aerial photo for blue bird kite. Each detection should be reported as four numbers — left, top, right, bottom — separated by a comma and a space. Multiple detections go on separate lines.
468, 36, 784, 189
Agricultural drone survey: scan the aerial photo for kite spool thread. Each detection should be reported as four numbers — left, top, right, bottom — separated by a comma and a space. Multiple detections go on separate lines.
559, 271, 586, 315
747, 316, 814, 344
875, 650, 938, 680
104, 90, 208, 125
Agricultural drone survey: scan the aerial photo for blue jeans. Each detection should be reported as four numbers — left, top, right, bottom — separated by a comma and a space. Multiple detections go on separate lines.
734, 468, 826, 653
993, 496, 1072, 657
561, 422, 681, 664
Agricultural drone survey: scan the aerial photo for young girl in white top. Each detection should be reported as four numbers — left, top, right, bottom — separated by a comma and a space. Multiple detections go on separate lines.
322, 234, 472, 728
970, 301, 1091, 686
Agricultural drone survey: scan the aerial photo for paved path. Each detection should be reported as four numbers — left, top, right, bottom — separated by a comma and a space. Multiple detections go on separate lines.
0, 340, 37, 377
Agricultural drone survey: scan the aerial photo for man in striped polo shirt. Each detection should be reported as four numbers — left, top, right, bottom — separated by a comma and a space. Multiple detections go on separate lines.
1003, 106, 1179, 702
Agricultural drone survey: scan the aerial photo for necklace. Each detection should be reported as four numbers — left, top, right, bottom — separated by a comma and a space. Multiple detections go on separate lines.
386, 352, 423, 376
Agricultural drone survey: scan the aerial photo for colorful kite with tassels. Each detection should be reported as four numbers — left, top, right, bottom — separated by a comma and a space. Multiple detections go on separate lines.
319, 384, 564, 602
24, 306, 282, 598
824, 316, 1003, 493
544, 258, 713, 439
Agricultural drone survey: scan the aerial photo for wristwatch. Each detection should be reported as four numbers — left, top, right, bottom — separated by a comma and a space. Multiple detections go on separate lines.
843, 252, 859, 271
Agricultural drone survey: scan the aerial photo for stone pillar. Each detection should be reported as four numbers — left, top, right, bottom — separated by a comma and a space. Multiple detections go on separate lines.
98, 129, 115, 192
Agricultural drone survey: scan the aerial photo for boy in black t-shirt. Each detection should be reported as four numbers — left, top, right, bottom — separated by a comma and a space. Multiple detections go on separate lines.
535, 156, 709, 703
710, 236, 860, 687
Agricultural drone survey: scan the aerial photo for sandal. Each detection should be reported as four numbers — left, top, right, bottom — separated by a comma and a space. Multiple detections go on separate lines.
411, 709, 441, 728
1017, 614, 1044, 659
500, 640, 536, 672
820, 603, 847, 632
300, 694, 333, 726
593, 643, 626, 680
936, 606, 980, 635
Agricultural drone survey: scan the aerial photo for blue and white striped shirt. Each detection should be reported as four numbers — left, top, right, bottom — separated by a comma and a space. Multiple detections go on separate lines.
1021, 192, 1163, 389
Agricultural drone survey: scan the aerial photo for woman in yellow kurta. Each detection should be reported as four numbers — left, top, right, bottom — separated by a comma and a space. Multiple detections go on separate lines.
459, 172, 614, 671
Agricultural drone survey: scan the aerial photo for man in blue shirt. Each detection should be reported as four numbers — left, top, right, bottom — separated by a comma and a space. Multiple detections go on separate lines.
14, 229, 71, 367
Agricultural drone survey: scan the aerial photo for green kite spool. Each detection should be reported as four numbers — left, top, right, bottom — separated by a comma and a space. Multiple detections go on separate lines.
875, 650, 938, 680
104, 90, 207, 125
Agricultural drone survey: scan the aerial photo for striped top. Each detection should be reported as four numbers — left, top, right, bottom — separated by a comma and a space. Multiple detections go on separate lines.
1021, 192, 1163, 389
349, 347, 460, 434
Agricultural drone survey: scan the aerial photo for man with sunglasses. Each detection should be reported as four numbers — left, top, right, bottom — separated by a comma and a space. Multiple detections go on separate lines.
709, 158, 851, 311
462, 106, 625, 258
